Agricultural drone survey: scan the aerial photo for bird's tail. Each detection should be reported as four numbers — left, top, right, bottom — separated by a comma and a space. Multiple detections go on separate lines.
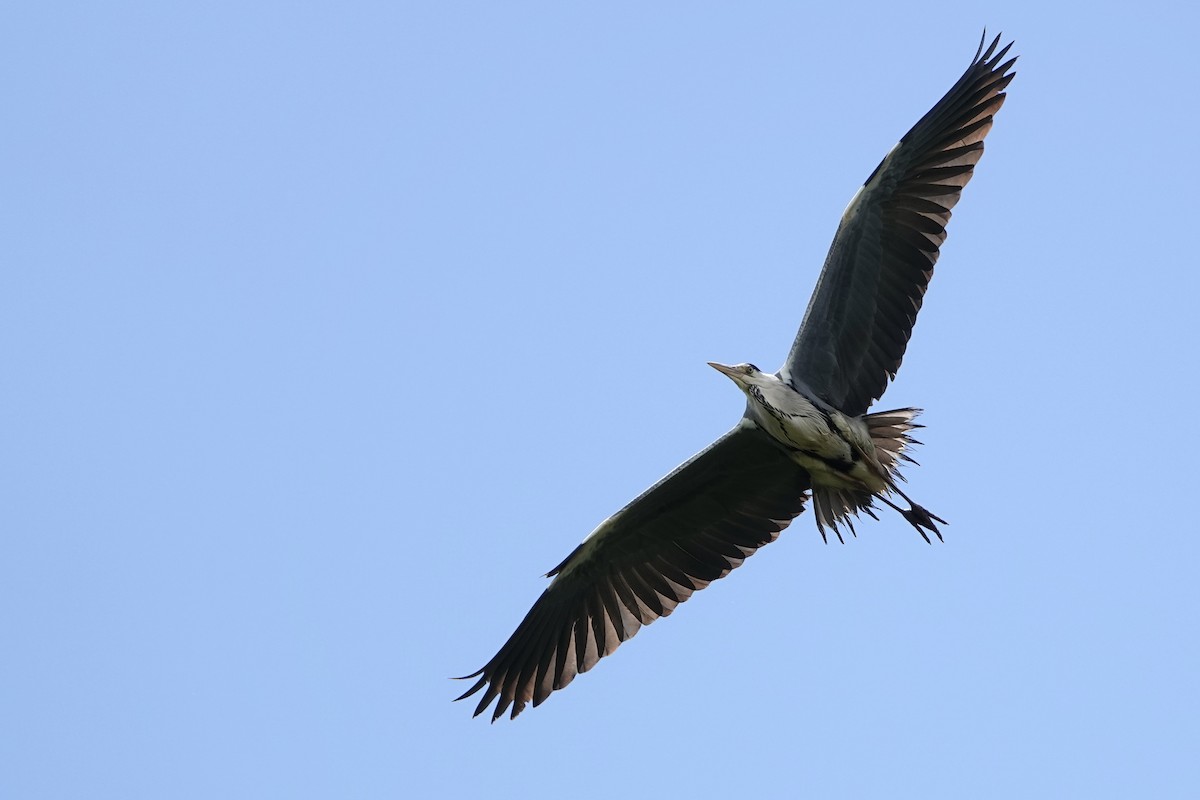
811, 408, 937, 543
864, 407, 923, 476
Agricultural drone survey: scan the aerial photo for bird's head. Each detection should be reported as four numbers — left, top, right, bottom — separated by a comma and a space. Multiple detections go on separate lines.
707, 361, 769, 392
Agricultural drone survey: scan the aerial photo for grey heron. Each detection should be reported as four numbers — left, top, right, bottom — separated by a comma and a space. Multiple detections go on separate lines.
457, 34, 1015, 721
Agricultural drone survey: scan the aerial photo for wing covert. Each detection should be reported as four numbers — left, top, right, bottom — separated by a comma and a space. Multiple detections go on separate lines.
780, 33, 1016, 415
455, 425, 810, 721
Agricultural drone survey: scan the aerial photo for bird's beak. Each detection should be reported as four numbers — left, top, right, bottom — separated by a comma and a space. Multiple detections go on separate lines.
707, 361, 740, 380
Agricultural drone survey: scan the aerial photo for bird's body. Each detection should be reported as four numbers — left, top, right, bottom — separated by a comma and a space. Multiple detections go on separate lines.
457, 33, 1016, 721
710, 363, 942, 543
722, 365, 885, 491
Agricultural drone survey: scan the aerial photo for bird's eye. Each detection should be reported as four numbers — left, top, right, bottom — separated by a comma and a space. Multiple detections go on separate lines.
746, 363, 759, 373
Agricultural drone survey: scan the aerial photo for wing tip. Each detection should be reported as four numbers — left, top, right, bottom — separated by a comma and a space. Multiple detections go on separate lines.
451, 670, 488, 703
973, 29, 1018, 74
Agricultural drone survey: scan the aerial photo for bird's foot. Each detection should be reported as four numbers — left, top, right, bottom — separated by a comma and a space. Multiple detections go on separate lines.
899, 503, 946, 544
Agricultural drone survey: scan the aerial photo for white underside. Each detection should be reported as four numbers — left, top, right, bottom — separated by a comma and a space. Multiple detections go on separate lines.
743, 379, 887, 494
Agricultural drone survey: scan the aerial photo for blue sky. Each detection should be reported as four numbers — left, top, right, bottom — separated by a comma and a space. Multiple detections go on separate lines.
5, 3, 1199, 798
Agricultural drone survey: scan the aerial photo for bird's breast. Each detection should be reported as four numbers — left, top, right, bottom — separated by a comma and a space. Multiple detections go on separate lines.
747, 385, 841, 455
747, 384, 883, 492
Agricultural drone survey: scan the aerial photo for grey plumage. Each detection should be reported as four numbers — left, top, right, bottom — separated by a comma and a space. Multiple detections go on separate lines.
782, 34, 1015, 414
459, 427, 810, 720
457, 33, 1016, 721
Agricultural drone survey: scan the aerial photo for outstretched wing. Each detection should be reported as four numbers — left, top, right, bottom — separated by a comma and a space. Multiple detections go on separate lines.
780, 34, 1017, 415
456, 425, 810, 721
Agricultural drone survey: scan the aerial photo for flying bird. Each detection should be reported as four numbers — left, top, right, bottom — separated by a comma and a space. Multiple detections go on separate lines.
457, 33, 1016, 721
